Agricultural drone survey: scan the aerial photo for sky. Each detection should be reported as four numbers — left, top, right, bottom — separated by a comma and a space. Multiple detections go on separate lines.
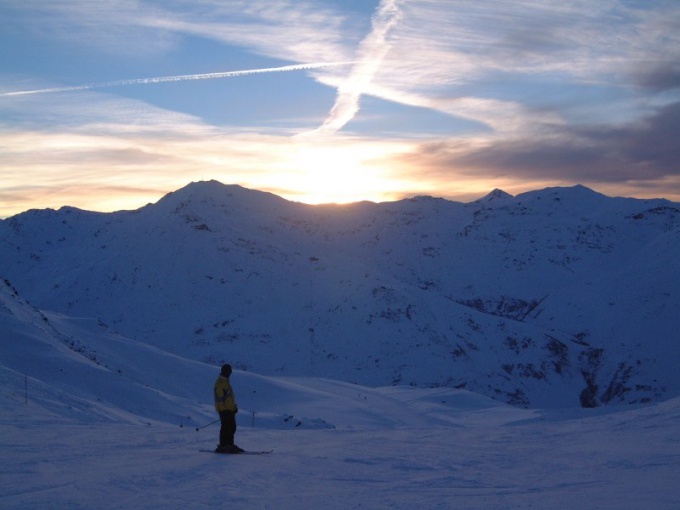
1, 0, 680, 218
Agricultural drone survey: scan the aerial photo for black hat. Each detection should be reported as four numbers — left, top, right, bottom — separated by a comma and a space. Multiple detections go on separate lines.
221, 364, 232, 376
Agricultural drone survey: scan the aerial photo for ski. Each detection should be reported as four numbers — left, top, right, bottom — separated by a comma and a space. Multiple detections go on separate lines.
200, 449, 273, 455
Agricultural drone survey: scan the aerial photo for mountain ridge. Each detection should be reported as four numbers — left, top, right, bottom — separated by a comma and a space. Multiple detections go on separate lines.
1, 181, 678, 408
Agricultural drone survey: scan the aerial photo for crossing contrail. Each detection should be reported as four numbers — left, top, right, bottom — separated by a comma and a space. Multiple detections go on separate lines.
0, 61, 356, 97
310, 0, 401, 135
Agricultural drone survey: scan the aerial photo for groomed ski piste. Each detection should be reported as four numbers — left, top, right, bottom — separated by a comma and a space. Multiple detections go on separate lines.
3, 376, 680, 509
1, 297, 679, 509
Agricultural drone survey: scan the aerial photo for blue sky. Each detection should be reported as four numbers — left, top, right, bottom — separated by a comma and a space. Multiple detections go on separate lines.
1, 0, 679, 217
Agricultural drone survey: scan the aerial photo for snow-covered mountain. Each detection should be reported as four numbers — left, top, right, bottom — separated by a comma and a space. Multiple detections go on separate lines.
1, 180, 678, 408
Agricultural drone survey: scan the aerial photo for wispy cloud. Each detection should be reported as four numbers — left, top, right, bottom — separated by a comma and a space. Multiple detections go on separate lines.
0, 119, 410, 217
2, 0, 358, 63
0, 87, 409, 216
347, 1, 680, 127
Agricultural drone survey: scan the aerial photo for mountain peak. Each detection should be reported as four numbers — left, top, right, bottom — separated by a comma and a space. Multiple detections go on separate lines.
153, 180, 291, 216
163, 180, 247, 201
518, 184, 604, 200
477, 189, 513, 203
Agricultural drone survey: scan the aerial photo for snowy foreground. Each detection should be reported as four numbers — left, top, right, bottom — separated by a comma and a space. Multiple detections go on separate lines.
2, 379, 679, 510
1, 295, 678, 508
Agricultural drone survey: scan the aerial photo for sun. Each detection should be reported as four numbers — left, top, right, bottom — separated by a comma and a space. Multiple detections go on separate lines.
281, 141, 404, 205
241, 136, 417, 206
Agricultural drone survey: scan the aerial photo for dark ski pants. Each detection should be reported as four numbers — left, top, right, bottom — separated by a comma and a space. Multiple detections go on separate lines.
219, 410, 237, 447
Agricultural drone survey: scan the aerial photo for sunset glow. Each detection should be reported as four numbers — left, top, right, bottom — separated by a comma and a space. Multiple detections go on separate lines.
2, 0, 680, 217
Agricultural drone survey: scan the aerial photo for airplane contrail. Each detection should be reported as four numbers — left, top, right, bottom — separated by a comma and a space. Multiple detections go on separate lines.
0, 61, 356, 98
309, 0, 401, 135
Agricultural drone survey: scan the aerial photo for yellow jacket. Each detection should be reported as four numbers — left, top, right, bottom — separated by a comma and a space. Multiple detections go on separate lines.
214, 375, 237, 413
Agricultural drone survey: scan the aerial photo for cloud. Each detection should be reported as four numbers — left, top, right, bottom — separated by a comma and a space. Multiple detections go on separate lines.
338, 1, 680, 120
634, 62, 680, 92
2, 0, 358, 63
407, 101, 680, 187
0, 86, 405, 216
626, 9, 680, 91
15, 1, 677, 124
0, 88, 212, 133
1, 0, 177, 56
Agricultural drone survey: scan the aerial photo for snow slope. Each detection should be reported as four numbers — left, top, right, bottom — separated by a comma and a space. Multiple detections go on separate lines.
0, 181, 679, 408
1, 280, 679, 509
3, 401, 680, 510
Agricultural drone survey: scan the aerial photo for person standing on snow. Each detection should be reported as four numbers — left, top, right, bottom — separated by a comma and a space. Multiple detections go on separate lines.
214, 364, 243, 453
